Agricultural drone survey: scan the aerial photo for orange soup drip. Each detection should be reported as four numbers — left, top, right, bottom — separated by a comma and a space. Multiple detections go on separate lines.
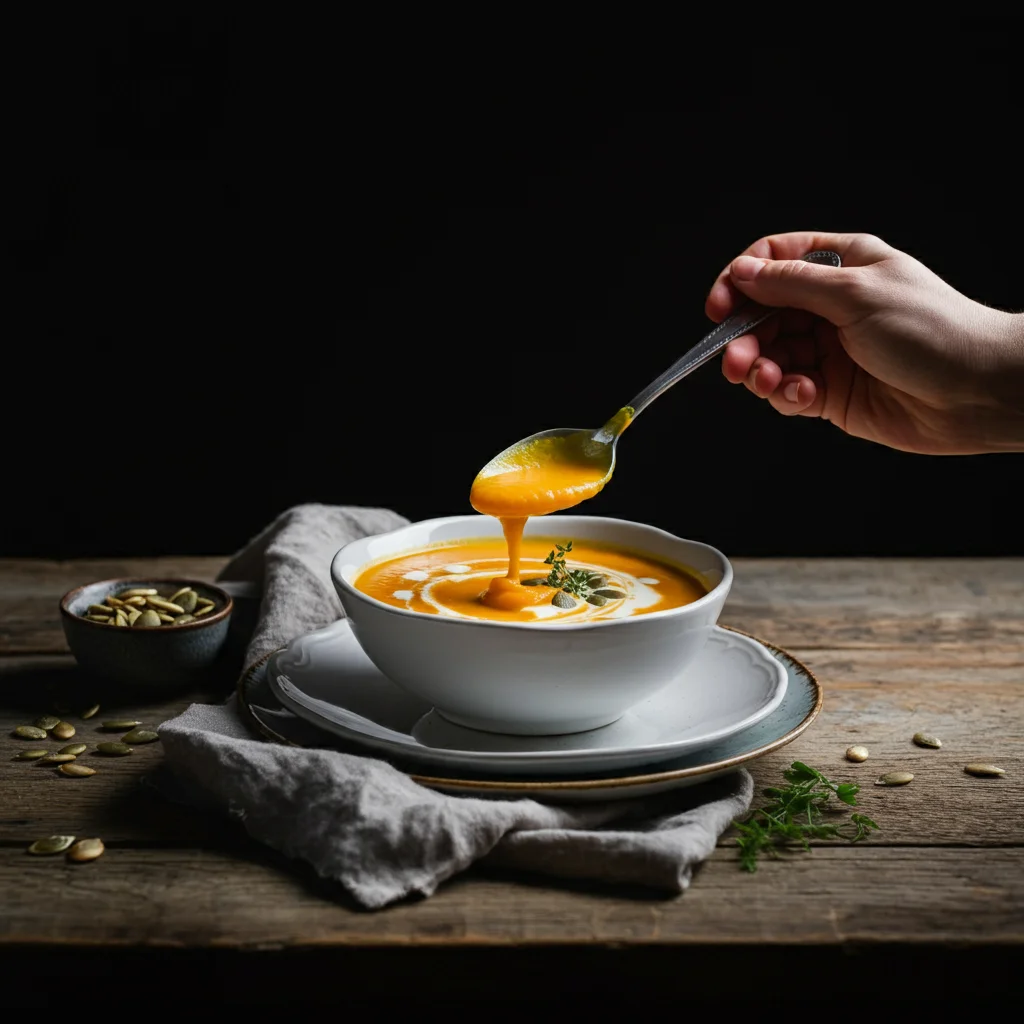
481, 516, 538, 612
353, 537, 707, 624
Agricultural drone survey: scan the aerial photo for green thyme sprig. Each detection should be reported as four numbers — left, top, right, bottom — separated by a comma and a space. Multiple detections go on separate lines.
542, 542, 595, 598
733, 761, 879, 872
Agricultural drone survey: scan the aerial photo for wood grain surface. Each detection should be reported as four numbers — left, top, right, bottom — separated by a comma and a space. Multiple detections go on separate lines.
2, 557, 1021, 1004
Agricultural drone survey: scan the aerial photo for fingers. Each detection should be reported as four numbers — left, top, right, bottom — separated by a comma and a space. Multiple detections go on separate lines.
705, 231, 892, 324
767, 372, 827, 418
722, 334, 827, 416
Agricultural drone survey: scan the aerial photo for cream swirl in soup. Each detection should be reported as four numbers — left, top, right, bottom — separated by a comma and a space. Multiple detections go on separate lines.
353, 536, 707, 624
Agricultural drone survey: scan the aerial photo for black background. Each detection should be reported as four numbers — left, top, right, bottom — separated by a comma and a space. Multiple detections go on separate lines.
7, 17, 1023, 558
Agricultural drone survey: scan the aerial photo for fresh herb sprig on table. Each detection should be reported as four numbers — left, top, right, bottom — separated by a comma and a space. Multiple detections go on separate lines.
733, 761, 879, 872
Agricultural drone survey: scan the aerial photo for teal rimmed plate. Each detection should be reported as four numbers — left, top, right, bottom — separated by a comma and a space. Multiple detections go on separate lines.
236, 625, 821, 803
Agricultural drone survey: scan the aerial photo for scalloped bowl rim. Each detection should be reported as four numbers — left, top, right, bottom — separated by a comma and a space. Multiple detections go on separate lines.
331, 514, 733, 632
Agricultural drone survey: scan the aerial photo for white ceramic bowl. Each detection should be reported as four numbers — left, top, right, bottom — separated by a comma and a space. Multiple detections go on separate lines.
330, 514, 733, 736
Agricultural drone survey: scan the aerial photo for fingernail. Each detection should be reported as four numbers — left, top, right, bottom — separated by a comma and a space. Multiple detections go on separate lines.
731, 255, 766, 282
783, 382, 801, 403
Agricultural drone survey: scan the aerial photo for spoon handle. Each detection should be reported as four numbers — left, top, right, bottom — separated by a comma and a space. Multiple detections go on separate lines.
625, 249, 842, 420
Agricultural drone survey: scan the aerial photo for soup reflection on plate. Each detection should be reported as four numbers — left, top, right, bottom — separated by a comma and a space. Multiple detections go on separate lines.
353, 536, 708, 624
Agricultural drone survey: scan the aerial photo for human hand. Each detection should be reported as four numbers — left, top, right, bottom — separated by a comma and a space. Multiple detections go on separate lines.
706, 231, 1024, 454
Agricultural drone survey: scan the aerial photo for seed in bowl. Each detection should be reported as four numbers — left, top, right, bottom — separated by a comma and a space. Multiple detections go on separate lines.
77, 587, 219, 628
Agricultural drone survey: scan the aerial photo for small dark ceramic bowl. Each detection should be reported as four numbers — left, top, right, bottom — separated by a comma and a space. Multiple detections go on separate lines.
59, 578, 234, 689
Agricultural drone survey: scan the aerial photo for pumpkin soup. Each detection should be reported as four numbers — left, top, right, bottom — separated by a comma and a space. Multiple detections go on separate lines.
469, 408, 640, 611
353, 536, 707, 623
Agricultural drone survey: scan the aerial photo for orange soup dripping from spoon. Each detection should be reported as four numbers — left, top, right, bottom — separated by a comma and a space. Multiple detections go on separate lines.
469, 409, 632, 610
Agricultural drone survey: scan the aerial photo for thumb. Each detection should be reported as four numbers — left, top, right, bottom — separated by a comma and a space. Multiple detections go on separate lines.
729, 254, 863, 326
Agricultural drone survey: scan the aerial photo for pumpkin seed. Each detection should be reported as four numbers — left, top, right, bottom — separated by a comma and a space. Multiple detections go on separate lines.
14, 749, 49, 760
913, 732, 942, 749
88, 603, 116, 616
964, 763, 1006, 777
121, 728, 158, 744
85, 615, 112, 623
122, 595, 147, 606
126, 608, 142, 626
105, 596, 126, 608
520, 577, 549, 586
96, 742, 132, 756
845, 745, 870, 762
60, 764, 96, 778
118, 588, 157, 598
59, 743, 87, 755
551, 591, 576, 609
38, 753, 77, 765
176, 589, 199, 613
156, 612, 175, 623
102, 719, 141, 730
67, 837, 104, 861
173, 614, 195, 625
51, 721, 75, 740
876, 771, 914, 786
134, 609, 161, 628
592, 588, 626, 599
586, 593, 609, 607
34, 715, 61, 731
114, 611, 129, 628
27, 835, 76, 855
169, 586, 193, 603
81, 704, 100, 720
193, 605, 214, 617
14, 725, 48, 740
586, 574, 608, 587
146, 596, 185, 614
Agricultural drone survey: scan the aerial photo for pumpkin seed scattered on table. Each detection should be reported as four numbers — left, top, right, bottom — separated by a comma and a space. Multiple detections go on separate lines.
846, 745, 870, 762
67, 837, 104, 862
76, 586, 218, 628
14, 725, 48, 740
58, 743, 87, 755
60, 763, 97, 777
38, 753, 77, 765
102, 719, 141, 730
51, 721, 75, 740
34, 715, 61, 731
964, 763, 1006, 777
121, 728, 159, 744
913, 732, 942, 749
27, 835, 76, 855
14, 749, 49, 761
81, 704, 101, 720
96, 742, 133, 756
876, 771, 914, 786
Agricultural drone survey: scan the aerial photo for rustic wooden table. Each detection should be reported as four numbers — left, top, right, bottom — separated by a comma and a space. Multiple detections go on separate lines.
2, 557, 1021, 1007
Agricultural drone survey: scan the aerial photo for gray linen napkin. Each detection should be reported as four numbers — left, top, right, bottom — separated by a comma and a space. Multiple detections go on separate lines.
158, 503, 753, 909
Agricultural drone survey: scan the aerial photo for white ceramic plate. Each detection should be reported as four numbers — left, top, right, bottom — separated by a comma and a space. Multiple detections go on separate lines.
265, 619, 787, 776
237, 630, 822, 803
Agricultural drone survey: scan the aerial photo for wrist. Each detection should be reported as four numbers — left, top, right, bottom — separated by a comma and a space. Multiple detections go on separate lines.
974, 310, 1024, 452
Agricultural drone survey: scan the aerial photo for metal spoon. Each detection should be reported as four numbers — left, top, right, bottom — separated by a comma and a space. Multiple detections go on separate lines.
472, 249, 842, 501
